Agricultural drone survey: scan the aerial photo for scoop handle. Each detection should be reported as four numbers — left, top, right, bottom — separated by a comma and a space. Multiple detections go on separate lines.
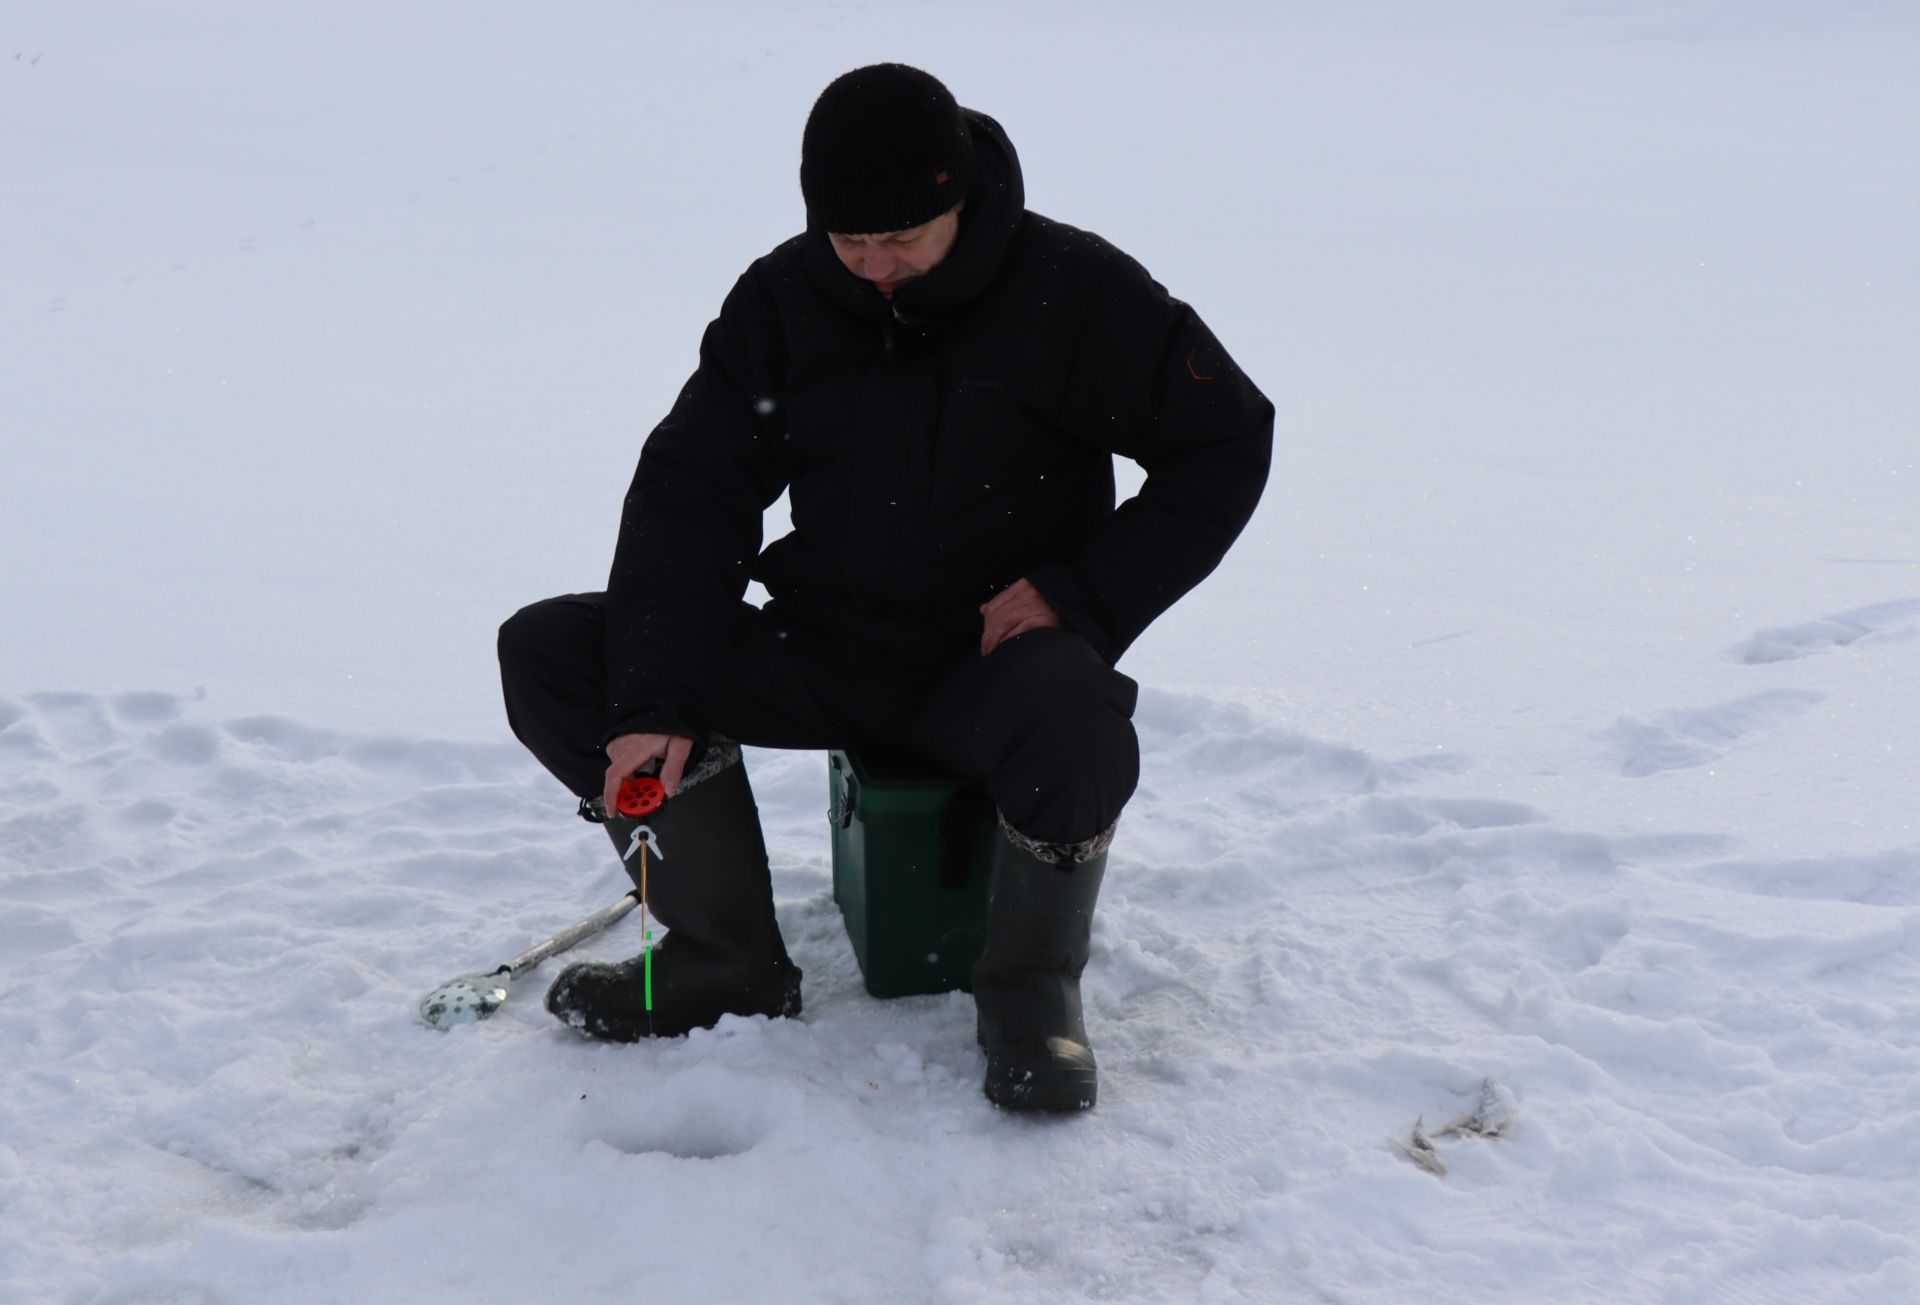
503, 892, 642, 976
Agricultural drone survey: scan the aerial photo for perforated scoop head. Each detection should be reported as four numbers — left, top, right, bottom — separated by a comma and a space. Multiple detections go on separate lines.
418, 969, 512, 1029
416, 892, 642, 1030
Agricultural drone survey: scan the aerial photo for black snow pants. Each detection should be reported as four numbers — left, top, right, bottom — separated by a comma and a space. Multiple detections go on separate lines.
497, 594, 1139, 845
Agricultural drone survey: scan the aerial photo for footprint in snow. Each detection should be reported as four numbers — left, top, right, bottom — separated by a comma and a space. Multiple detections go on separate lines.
1688, 846, 1920, 908
149, 722, 222, 767
109, 690, 187, 726
1730, 598, 1920, 664
19, 691, 121, 758
0, 704, 53, 762
220, 714, 348, 763
1601, 690, 1824, 778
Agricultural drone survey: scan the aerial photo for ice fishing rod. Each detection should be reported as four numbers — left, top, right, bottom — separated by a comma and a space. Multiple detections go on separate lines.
614, 775, 667, 1023
417, 774, 668, 1030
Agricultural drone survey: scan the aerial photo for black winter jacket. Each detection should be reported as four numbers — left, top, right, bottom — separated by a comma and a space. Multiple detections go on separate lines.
604, 111, 1274, 743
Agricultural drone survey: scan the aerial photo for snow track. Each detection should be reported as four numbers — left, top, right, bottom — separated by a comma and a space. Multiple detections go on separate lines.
3, 688, 1914, 1302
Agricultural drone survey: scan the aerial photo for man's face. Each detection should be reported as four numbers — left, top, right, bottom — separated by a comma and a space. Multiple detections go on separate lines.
827, 202, 963, 298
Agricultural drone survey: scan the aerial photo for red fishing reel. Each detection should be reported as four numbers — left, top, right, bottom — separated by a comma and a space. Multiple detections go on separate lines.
616, 775, 667, 818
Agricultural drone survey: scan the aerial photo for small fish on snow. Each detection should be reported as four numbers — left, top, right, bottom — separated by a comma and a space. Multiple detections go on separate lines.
1391, 1078, 1518, 1175
1436, 1077, 1518, 1140
1390, 1116, 1448, 1176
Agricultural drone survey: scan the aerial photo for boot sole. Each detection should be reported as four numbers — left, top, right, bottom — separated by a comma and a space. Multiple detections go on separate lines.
983, 1051, 1098, 1112
551, 963, 802, 1042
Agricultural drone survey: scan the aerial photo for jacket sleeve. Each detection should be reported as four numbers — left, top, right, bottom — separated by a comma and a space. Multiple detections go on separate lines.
1023, 257, 1274, 664
601, 269, 787, 745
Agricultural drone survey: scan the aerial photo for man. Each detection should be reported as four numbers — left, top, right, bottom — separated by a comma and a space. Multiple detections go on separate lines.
498, 64, 1272, 1111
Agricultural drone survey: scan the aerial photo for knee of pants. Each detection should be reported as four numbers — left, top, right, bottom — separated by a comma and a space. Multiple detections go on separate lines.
498, 594, 601, 692
989, 629, 1138, 724
1060, 704, 1140, 808
985, 630, 1140, 789
1037, 682, 1139, 772
998, 700, 1138, 845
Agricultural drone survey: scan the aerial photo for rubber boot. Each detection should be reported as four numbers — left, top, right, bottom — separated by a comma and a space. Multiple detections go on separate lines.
546, 754, 802, 1040
972, 822, 1110, 1112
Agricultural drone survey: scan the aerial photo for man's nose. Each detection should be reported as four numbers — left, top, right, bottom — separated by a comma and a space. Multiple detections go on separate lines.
861, 248, 895, 281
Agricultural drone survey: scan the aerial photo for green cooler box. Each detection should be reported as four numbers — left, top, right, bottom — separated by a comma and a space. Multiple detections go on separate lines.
828, 749, 993, 998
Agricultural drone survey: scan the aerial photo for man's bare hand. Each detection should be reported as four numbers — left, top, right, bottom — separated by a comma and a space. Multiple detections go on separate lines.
604, 732, 695, 809
978, 578, 1064, 656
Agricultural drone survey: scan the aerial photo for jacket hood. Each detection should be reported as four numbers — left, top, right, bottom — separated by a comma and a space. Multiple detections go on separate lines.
802, 108, 1026, 324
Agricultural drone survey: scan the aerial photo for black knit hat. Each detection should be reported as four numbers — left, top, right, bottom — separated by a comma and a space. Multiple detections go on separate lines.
800, 64, 975, 235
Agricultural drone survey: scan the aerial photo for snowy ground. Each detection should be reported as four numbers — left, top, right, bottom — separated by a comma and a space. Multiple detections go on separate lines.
5, 3, 1918, 1302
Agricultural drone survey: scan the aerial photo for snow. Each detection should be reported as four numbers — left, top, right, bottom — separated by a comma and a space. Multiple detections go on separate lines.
4, 1, 1918, 1301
